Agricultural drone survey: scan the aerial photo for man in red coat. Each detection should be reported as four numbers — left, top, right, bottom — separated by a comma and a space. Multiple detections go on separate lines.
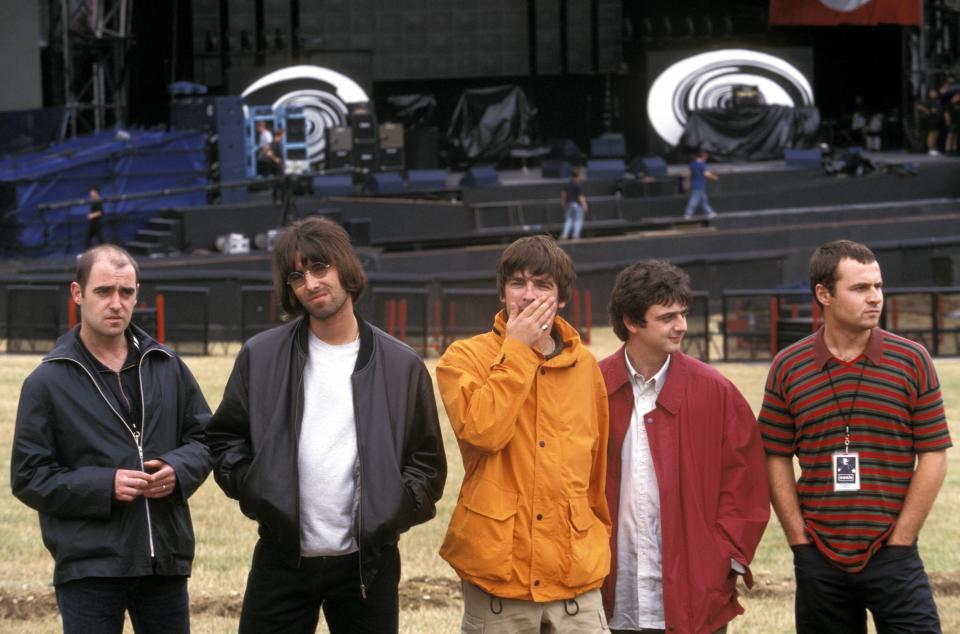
599, 260, 770, 633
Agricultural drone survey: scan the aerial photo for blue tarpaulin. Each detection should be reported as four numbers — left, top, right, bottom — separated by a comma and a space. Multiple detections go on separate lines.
0, 129, 209, 258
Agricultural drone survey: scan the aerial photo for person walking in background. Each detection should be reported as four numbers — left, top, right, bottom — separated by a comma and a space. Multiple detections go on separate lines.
916, 87, 944, 156
560, 166, 589, 240
684, 150, 718, 219
760, 240, 951, 633
207, 216, 446, 634
437, 235, 611, 633
600, 260, 769, 634
85, 185, 105, 247
11, 244, 212, 634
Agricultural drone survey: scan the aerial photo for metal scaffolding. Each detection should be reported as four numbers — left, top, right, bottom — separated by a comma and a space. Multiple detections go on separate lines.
47, 0, 133, 136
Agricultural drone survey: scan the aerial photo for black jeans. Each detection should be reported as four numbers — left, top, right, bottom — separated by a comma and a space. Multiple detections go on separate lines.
85, 216, 104, 247
55, 575, 189, 634
239, 538, 401, 634
793, 543, 941, 634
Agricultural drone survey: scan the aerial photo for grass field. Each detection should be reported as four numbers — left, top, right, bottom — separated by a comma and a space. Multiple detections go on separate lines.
1, 328, 958, 633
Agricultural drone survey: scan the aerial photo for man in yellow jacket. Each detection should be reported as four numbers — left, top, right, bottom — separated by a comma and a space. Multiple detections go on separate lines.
437, 235, 612, 633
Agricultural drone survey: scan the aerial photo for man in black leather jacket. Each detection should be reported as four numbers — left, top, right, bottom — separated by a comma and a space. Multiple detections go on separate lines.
11, 245, 211, 634
207, 216, 446, 633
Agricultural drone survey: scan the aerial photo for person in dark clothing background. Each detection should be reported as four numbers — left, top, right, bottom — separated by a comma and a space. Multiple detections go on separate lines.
85, 185, 105, 247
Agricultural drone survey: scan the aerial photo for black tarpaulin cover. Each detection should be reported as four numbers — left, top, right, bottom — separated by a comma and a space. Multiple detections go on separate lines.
678, 105, 820, 161
447, 85, 535, 162
385, 94, 437, 128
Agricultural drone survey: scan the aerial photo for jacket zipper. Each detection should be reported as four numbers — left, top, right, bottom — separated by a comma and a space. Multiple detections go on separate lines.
351, 373, 367, 599
48, 347, 172, 561
293, 366, 305, 570
135, 350, 158, 559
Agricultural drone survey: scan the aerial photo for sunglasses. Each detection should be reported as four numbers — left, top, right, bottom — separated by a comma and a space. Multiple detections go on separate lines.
287, 262, 332, 288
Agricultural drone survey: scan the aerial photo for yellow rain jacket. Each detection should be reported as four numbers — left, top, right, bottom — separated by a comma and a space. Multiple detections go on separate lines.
437, 311, 611, 602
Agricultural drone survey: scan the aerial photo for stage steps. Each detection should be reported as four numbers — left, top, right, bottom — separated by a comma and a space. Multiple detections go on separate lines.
127, 211, 186, 257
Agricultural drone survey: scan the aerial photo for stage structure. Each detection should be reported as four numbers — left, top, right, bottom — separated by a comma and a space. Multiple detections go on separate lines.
45, 0, 133, 137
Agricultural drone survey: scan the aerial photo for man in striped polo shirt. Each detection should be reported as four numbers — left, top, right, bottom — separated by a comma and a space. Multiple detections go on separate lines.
759, 240, 951, 633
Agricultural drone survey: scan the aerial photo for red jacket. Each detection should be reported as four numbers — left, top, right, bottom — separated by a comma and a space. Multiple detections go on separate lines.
599, 348, 770, 633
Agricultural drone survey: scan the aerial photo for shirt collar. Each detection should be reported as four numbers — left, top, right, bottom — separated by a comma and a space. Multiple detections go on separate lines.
813, 326, 884, 368
624, 352, 671, 394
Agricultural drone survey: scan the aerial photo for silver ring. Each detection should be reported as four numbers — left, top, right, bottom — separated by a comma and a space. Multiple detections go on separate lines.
540, 323, 549, 331
162, 483, 166, 489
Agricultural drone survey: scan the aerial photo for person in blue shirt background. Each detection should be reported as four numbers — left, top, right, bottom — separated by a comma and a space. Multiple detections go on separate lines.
684, 150, 719, 219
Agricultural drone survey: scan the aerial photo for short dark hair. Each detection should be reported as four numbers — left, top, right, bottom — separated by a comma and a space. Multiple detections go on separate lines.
76, 244, 140, 291
809, 240, 877, 307
608, 260, 692, 342
273, 216, 367, 319
496, 235, 576, 304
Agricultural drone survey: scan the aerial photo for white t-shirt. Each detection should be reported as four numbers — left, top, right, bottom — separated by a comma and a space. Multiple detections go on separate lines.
298, 332, 360, 556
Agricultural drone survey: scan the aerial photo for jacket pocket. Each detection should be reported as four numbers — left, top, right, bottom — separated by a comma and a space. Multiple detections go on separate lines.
441, 478, 518, 583
562, 496, 610, 588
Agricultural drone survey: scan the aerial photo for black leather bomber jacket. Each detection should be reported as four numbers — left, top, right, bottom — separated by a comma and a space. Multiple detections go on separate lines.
207, 315, 446, 581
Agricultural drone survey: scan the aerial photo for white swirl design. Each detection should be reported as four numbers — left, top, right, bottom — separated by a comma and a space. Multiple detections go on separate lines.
242, 65, 369, 165
647, 49, 815, 146
820, 0, 871, 12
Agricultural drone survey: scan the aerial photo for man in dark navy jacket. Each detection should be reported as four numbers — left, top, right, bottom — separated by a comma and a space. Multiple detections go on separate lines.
11, 244, 212, 634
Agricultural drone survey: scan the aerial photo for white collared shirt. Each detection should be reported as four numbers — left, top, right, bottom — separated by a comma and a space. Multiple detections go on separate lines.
609, 353, 670, 631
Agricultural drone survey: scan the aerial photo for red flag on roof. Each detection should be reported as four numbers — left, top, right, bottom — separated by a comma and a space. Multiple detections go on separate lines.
769, 0, 922, 26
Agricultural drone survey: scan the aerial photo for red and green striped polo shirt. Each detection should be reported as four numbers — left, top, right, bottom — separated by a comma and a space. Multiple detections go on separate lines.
758, 327, 952, 573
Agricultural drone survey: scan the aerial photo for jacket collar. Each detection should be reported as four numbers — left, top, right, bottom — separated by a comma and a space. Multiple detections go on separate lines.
293, 311, 374, 373
605, 345, 686, 415
44, 323, 161, 366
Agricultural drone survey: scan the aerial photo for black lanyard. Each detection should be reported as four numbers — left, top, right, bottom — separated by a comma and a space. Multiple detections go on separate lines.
825, 360, 867, 454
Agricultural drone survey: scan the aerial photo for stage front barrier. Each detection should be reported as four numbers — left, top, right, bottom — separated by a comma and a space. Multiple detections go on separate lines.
155, 286, 209, 356
721, 287, 960, 361
683, 292, 711, 362
240, 285, 280, 343
722, 290, 819, 362
881, 289, 960, 357
370, 286, 430, 357
7, 285, 61, 354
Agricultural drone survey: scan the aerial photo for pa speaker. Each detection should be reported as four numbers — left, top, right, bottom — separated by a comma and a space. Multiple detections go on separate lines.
327, 127, 353, 152
407, 169, 448, 192
460, 165, 500, 187
379, 146, 404, 171
379, 123, 404, 149
785, 147, 822, 169
354, 141, 378, 172
350, 105, 377, 142
312, 174, 354, 197
541, 159, 572, 179
590, 133, 626, 158
343, 218, 371, 246
587, 159, 625, 180
405, 128, 440, 169
365, 171, 404, 194
630, 155, 668, 177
